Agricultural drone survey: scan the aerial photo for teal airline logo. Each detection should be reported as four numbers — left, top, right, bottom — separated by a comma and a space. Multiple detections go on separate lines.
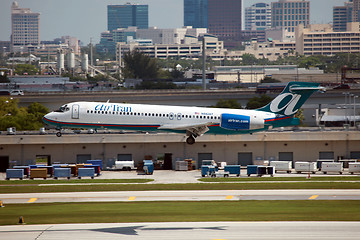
256, 82, 322, 116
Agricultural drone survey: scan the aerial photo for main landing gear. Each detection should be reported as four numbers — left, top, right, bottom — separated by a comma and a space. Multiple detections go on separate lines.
186, 135, 196, 145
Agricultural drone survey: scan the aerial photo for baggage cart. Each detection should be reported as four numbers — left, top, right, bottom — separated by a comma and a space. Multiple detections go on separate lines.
316, 159, 334, 170
321, 162, 343, 174
257, 166, 275, 177
224, 165, 241, 177
247, 165, 258, 177
84, 165, 101, 176
6, 169, 24, 180
78, 168, 95, 179
349, 163, 360, 174
295, 162, 317, 174
54, 168, 71, 179
143, 163, 154, 175
270, 161, 292, 173
30, 168, 47, 179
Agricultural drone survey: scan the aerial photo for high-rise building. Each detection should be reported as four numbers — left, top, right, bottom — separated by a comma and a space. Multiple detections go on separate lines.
245, 3, 271, 31
11, 1, 40, 51
353, 0, 360, 22
207, 0, 242, 41
271, 0, 310, 33
333, 2, 353, 32
107, 4, 148, 32
184, 0, 208, 28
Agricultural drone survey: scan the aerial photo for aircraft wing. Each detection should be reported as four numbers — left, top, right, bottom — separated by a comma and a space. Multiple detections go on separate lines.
158, 122, 216, 136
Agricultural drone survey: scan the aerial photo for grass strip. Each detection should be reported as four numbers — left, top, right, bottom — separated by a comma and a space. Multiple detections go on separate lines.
199, 176, 360, 182
1, 201, 360, 225
1, 182, 360, 194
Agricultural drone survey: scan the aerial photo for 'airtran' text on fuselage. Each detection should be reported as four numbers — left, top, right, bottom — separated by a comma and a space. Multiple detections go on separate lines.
95, 104, 132, 112
228, 119, 249, 124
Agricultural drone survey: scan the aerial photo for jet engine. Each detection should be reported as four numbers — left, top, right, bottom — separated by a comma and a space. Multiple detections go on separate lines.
220, 113, 264, 131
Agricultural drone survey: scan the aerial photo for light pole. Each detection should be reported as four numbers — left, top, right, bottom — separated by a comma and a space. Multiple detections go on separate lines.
354, 95, 358, 128
343, 92, 350, 124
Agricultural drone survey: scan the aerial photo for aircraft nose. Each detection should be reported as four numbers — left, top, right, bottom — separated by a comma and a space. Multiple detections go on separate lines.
43, 112, 55, 123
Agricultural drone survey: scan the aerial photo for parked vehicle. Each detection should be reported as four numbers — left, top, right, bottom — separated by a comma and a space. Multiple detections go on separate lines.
115, 160, 135, 171
10, 90, 24, 95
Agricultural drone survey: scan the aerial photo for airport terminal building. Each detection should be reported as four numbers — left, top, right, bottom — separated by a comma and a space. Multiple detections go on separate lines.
0, 130, 359, 171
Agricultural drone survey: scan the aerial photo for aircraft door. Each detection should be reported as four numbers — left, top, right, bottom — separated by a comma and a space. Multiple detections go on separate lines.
72, 104, 80, 119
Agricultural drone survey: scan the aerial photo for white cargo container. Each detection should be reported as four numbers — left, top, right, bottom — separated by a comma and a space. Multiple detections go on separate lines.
115, 160, 135, 170
295, 162, 317, 174
270, 161, 292, 173
321, 162, 343, 174
349, 163, 360, 174
175, 161, 188, 171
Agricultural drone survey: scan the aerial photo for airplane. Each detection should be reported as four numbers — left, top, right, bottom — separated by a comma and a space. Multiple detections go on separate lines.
43, 81, 324, 145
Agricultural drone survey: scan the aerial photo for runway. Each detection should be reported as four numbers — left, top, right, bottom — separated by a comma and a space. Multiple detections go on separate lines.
1, 189, 360, 204
1, 222, 360, 240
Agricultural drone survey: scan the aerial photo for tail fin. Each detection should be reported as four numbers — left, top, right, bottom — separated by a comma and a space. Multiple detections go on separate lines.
256, 82, 324, 116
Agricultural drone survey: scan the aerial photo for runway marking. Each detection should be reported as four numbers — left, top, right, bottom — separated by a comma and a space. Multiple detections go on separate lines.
128, 196, 136, 201
309, 195, 319, 200
28, 198, 37, 203
225, 195, 233, 200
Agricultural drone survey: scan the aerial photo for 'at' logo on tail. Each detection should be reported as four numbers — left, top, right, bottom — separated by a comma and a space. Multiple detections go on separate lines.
256, 82, 324, 116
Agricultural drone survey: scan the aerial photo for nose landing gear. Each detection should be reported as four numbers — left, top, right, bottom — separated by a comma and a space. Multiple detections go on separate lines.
56, 127, 62, 137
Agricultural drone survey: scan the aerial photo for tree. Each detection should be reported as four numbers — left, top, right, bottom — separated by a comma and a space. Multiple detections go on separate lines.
122, 49, 159, 80
295, 108, 305, 126
246, 95, 273, 109
15, 64, 39, 75
214, 99, 242, 109
241, 53, 258, 65
0, 97, 49, 131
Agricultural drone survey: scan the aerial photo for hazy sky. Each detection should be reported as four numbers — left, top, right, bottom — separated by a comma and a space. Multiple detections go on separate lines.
0, 0, 348, 44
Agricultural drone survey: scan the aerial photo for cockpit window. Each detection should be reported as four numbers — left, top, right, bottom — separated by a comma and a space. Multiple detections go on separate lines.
55, 105, 70, 113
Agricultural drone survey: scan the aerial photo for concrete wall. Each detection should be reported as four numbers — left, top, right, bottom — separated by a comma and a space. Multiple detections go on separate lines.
0, 131, 359, 170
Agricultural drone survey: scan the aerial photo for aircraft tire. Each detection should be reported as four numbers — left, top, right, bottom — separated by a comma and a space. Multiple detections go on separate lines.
56, 132, 62, 137
186, 136, 195, 145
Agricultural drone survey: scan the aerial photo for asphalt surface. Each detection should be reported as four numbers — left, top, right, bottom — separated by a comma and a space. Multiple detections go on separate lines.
1, 189, 360, 204
1, 222, 360, 240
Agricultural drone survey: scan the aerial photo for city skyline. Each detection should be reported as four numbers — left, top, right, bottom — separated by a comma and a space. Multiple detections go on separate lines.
0, 0, 350, 44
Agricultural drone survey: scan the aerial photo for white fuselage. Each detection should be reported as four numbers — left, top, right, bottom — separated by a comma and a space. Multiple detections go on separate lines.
43, 101, 275, 135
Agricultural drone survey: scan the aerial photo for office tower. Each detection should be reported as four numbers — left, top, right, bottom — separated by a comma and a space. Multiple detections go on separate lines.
107, 4, 148, 32
333, 2, 353, 32
11, 1, 40, 50
208, 0, 242, 40
353, 0, 360, 22
271, 0, 310, 32
245, 3, 272, 31
184, 0, 208, 28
